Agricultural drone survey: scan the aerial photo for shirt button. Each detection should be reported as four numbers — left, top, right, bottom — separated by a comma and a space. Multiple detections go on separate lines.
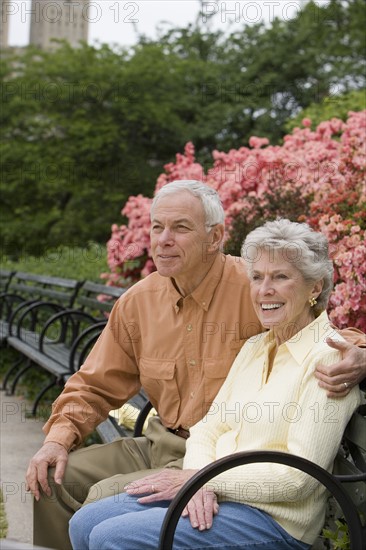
202, 301, 206, 306
190, 392, 195, 399
186, 324, 193, 332
189, 359, 196, 366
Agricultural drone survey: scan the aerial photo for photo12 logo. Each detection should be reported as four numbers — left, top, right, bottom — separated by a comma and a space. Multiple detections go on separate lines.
2, 1, 140, 25
200, 1, 303, 24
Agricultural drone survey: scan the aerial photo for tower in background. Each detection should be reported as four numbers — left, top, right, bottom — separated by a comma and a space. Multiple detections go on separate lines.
29, 0, 89, 50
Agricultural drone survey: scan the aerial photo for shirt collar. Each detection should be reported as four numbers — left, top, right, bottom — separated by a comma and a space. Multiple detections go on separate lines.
166, 253, 226, 313
264, 310, 333, 365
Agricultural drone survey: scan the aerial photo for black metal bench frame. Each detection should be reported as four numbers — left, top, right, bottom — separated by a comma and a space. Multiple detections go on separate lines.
0, 270, 149, 437
96, 394, 152, 441
0, 271, 82, 347
1, 276, 126, 414
0, 269, 15, 293
158, 406, 366, 550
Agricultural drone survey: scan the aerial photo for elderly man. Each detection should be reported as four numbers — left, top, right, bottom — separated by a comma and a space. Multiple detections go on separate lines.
26, 180, 366, 550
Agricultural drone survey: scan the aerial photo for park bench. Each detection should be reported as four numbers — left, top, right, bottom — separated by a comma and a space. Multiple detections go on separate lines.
3, 279, 127, 414
0, 269, 15, 293
158, 404, 366, 550
0, 271, 147, 439
1, 271, 84, 393
0, 269, 15, 341
96, 395, 153, 442
0, 270, 82, 346
80, 397, 366, 548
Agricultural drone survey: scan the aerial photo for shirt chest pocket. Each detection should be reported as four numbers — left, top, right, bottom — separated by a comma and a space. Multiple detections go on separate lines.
139, 358, 179, 425
202, 357, 227, 408
202, 340, 245, 380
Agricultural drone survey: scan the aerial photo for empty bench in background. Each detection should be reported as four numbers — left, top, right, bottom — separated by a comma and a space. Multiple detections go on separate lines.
0, 268, 15, 341
1, 271, 83, 391
0, 269, 15, 293
0, 270, 81, 347
0, 271, 154, 449
4, 280, 127, 414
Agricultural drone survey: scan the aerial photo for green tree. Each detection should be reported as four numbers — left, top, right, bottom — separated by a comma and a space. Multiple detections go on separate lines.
216, 0, 366, 145
286, 89, 366, 131
1, 44, 137, 256
1, 0, 364, 258
0, 35, 234, 256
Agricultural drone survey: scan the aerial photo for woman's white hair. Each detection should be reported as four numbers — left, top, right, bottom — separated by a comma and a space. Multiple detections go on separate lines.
241, 218, 334, 315
151, 180, 225, 230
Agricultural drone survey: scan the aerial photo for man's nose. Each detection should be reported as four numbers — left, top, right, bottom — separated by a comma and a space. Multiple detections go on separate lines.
158, 228, 175, 245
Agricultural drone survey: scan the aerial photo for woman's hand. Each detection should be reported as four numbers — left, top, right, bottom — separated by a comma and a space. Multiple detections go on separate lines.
182, 487, 219, 530
125, 468, 198, 504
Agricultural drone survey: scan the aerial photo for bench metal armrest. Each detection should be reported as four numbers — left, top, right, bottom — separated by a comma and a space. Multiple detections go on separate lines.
13, 301, 66, 338
158, 450, 365, 550
133, 400, 153, 437
68, 320, 107, 372
96, 396, 151, 442
0, 292, 26, 324
39, 309, 98, 352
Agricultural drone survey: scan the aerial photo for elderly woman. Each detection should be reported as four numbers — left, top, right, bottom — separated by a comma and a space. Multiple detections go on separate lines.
69, 219, 361, 550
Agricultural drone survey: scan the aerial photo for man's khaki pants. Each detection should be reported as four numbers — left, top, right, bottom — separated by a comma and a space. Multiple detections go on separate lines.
33, 417, 186, 550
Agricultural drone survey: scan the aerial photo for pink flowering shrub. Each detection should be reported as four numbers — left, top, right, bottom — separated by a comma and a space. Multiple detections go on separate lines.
319, 216, 366, 330
102, 111, 366, 331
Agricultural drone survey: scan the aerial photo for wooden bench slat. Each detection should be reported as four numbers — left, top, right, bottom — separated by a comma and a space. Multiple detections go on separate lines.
7, 285, 79, 301
12, 271, 80, 287
76, 296, 115, 312
81, 281, 125, 294
7, 337, 70, 377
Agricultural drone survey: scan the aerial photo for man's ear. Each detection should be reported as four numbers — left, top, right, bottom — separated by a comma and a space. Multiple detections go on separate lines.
208, 224, 225, 252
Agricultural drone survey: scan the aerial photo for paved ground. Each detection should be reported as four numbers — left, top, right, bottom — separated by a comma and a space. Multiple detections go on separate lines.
0, 391, 45, 547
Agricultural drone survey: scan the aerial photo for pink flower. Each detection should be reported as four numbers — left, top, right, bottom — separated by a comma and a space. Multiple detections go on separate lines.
249, 136, 270, 149
101, 110, 366, 331
302, 118, 312, 128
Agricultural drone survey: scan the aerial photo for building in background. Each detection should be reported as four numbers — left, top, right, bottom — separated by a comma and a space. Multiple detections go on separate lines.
29, 0, 89, 50
0, 0, 10, 49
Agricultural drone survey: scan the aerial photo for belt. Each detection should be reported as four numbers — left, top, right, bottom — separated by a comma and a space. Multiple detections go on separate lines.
168, 426, 190, 440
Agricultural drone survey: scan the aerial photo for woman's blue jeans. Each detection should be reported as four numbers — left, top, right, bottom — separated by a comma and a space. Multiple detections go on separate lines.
69, 493, 311, 550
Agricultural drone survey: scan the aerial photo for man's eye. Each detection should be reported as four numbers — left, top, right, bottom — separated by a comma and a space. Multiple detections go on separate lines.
176, 225, 190, 231
252, 274, 261, 281
276, 274, 288, 279
152, 225, 163, 232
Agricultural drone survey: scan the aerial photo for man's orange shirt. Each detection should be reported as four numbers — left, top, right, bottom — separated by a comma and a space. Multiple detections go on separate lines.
43, 253, 365, 450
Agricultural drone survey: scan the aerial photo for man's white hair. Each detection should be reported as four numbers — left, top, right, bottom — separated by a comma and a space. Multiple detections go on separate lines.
151, 180, 225, 230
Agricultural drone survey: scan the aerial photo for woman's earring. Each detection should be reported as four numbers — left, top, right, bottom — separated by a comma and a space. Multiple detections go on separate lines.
309, 297, 317, 307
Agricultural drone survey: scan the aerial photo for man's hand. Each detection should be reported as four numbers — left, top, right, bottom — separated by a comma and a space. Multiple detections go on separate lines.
182, 487, 219, 530
315, 339, 366, 397
125, 469, 198, 504
25, 442, 68, 501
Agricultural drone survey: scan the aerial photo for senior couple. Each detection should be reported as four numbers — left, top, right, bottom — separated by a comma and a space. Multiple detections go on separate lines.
26, 180, 365, 549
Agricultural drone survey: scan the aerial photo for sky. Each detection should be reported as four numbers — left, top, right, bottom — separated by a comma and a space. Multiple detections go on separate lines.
5, 0, 319, 48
